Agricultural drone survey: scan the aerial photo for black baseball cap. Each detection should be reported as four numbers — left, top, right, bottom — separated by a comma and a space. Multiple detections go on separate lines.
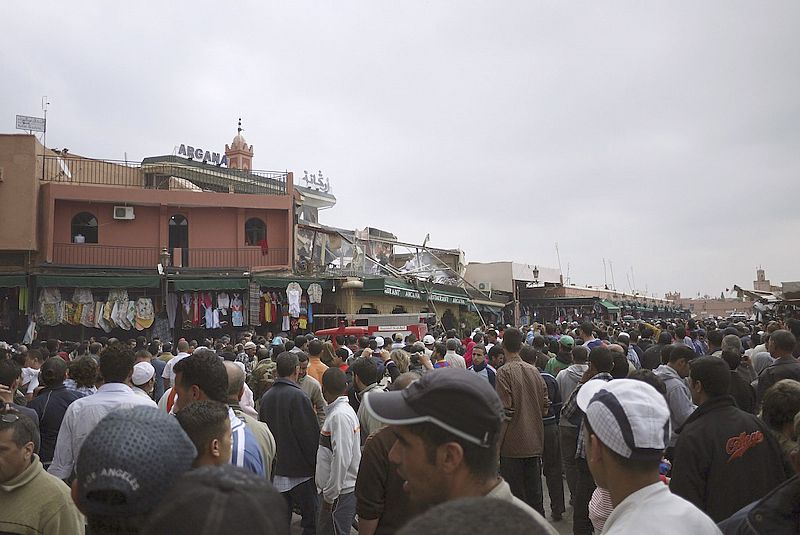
364, 369, 504, 447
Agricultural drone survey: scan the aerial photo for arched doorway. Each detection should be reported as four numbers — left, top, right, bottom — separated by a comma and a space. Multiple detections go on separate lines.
169, 214, 189, 267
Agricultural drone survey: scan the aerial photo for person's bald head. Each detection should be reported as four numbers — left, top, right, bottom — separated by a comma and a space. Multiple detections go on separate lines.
608, 344, 625, 357
388, 371, 422, 391
223, 361, 245, 402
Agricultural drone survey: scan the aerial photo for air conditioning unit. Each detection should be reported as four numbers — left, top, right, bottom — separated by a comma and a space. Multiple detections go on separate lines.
113, 206, 135, 220
477, 282, 492, 292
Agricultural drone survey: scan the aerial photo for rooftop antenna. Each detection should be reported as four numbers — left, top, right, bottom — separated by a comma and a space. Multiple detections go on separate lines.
631, 265, 637, 294
609, 260, 616, 291
237, 117, 243, 134
555, 242, 563, 277
602, 258, 608, 289
41, 96, 50, 180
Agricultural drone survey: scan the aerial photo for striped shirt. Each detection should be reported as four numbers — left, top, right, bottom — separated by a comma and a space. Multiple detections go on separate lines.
228, 407, 266, 477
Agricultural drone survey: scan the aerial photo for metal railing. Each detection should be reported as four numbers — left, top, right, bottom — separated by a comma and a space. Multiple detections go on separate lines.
52, 244, 289, 269
41, 155, 288, 196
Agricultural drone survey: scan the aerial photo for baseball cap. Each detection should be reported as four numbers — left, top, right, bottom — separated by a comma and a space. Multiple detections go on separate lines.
577, 379, 670, 460
142, 464, 289, 535
559, 335, 575, 348
364, 369, 504, 447
422, 335, 436, 345
132, 361, 155, 386
375, 336, 385, 348
243, 341, 257, 350
75, 406, 196, 516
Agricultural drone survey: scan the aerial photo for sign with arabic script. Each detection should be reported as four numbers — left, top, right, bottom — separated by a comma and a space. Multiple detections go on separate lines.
302, 170, 331, 193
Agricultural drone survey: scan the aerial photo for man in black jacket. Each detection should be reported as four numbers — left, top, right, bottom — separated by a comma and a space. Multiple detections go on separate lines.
259, 352, 320, 535
756, 330, 800, 407
671, 357, 789, 522
641, 332, 672, 370
26, 357, 83, 466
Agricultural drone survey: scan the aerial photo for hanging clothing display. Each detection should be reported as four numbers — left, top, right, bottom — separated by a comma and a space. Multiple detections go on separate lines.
166, 293, 178, 329
134, 298, 155, 331
18, 287, 28, 314
217, 292, 230, 316
281, 301, 290, 331
231, 294, 244, 327
248, 282, 261, 327
151, 313, 171, 343
72, 288, 93, 304
307, 283, 323, 304
286, 282, 302, 318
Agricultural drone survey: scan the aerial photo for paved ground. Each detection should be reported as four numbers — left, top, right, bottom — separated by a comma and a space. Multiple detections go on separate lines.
291, 478, 575, 534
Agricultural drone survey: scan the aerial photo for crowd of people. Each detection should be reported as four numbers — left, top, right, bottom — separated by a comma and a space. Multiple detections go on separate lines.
1, 316, 800, 534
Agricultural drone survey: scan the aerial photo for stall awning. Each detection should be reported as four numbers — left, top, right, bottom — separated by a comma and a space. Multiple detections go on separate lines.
37, 274, 161, 289
252, 276, 334, 290
428, 288, 470, 306
362, 278, 423, 300
172, 278, 249, 291
0, 275, 26, 288
599, 300, 620, 312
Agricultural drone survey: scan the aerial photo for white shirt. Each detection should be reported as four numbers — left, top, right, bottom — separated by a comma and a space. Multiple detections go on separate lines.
48, 382, 157, 479
444, 351, 467, 369
162, 352, 191, 383
603, 482, 721, 535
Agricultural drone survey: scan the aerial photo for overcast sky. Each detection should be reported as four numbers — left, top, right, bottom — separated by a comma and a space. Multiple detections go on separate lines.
3, 1, 798, 298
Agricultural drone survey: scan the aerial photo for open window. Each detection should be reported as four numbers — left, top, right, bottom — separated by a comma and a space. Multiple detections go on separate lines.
71, 212, 98, 243
245, 217, 266, 246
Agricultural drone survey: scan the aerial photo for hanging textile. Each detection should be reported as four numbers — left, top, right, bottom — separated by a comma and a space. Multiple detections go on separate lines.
271, 293, 278, 323
134, 298, 155, 331
286, 282, 302, 318
18, 287, 28, 314
258, 237, 269, 256
151, 313, 171, 343
231, 293, 244, 327
217, 292, 230, 316
192, 293, 201, 327
72, 288, 93, 304
203, 293, 214, 329
307, 283, 323, 304
166, 293, 178, 329
307, 302, 313, 324
281, 301, 290, 331
248, 282, 261, 326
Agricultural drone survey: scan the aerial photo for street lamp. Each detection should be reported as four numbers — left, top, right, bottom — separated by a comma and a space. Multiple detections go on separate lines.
532, 265, 539, 285
159, 248, 171, 269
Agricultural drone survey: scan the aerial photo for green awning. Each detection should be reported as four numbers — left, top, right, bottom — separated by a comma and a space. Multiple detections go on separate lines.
599, 300, 620, 312
253, 276, 333, 290
0, 275, 26, 287
36, 274, 161, 288
172, 278, 249, 291
362, 278, 423, 300
428, 287, 470, 306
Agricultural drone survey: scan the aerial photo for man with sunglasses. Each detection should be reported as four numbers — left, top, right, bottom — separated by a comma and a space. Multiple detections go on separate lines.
0, 405, 84, 534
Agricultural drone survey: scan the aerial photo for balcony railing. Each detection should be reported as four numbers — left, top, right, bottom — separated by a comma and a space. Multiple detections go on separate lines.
52, 243, 289, 269
41, 155, 288, 196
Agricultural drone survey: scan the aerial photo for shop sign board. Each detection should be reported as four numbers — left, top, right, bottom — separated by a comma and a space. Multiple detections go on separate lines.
177, 144, 228, 166
384, 286, 422, 300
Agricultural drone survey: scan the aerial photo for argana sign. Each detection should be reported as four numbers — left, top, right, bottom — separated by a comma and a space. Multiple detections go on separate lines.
177, 144, 228, 166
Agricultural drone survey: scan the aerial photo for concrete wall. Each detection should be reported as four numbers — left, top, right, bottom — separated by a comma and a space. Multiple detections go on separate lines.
0, 135, 40, 251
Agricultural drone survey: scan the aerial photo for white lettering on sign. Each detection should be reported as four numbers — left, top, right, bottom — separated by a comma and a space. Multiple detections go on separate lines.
178, 144, 228, 166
